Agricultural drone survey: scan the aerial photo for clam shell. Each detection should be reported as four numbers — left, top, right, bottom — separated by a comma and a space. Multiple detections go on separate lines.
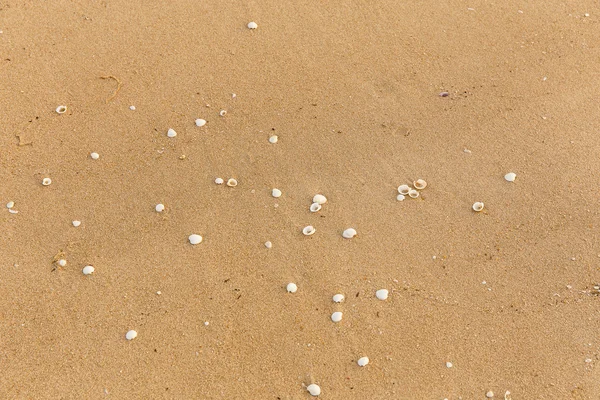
408, 189, 419, 198
312, 194, 327, 205
413, 179, 427, 190
397, 185, 410, 195
309, 203, 322, 212
342, 228, 357, 239
472, 202, 484, 212
226, 178, 238, 187
302, 225, 316, 236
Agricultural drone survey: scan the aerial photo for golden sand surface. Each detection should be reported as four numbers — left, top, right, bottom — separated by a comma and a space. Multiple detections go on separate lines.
1, 1, 600, 398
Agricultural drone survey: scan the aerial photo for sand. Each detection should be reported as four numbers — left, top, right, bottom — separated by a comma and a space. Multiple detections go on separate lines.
1, 1, 600, 398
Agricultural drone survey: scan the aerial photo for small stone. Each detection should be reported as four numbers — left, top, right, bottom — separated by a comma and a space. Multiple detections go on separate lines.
42, 178, 52, 186
264, 241, 272, 249
376, 289, 389, 300
82, 265, 95, 275
332, 294, 345, 303
215, 177, 224, 185
90, 152, 100, 160
306, 384, 321, 396
125, 330, 138, 340
189, 234, 203, 245
167, 128, 177, 138
357, 356, 369, 366
57, 259, 67, 267
72, 220, 82, 227
56, 105, 67, 114
195, 119, 207, 127
247, 21, 258, 29
6, 201, 14, 209
269, 135, 278, 143
342, 228, 357, 239
155, 204, 165, 212
331, 311, 343, 322
313, 194, 327, 205
272, 188, 282, 198
504, 172, 516, 182
286, 283, 298, 293
486, 391, 494, 398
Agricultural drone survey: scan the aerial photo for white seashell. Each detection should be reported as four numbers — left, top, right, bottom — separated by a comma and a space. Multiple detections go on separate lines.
286, 283, 297, 293
90, 152, 100, 160
332, 294, 345, 303
398, 185, 410, 195
219, 110, 227, 116
189, 234, 203, 245
72, 220, 81, 227
413, 179, 427, 190
58, 259, 67, 267
312, 194, 327, 205
264, 241, 272, 249
226, 178, 238, 187
446, 361, 453, 368
310, 203, 322, 212
376, 289, 389, 300
125, 330, 138, 340
129, 105, 136, 110
331, 311, 343, 322
272, 188, 282, 198
342, 228, 357, 239
269, 135, 278, 143
167, 128, 177, 138
396, 194, 406, 201
307, 384, 321, 396
247, 21, 258, 29
486, 391, 494, 398
6, 201, 14, 209
155, 204, 165, 212
56, 105, 67, 114
302, 225, 316, 236
215, 177, 224, 185
504, 172, 516, 182
408, 189, 419, 198
8, 209, 18, 214
472, 202, 484, 212
195, 119, 207, 127
82, 265, 95, 275
357, 357, 369, 367
42, 178, 52, 186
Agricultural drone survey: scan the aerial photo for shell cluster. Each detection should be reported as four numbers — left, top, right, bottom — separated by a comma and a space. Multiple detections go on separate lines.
397, 179, 427, 201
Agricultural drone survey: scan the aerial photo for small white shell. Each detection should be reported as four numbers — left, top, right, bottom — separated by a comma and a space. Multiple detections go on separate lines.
342, 228, 357, 239
8, 209, 18, 214
57, 259, 67, 267
6, 201, 14, 209
219, 110, 227, 116
504, 172, 516, 182
331, 311, 343, 322
396, 194, 406, 201
446, 361, 453, 368
189, 234, 203, 245
82, 265, 95, 275
413, 179, 427, 190
42, 178, 52, 186
310, 203, 322, 212
56, 105, 67, 114
155, 204, 165, 212
215, 177, 224, 185
332, 294, 345, 303
226, 178, 238, 187
72, 220, 81, 227
312, 194, 327, 205
286, 283, 297, 293
472, 202, 484, 212
129, 105, 136, 110
272, 188, 282, 198
90, 152, 100, 160
269, 135, 278, 144
247, 21, 258, 29
398, 185, 410, 195
264, 241, 272, 249
302, 225, 316, 236
486, 391, 494, 399
167, 128, 177, 138
357, 357, 369, 367
408, 189, 420, 198
307, 384, 321, 396
125, 330, 138, 340
195, 119, 207, 127
376, 289, 389, 300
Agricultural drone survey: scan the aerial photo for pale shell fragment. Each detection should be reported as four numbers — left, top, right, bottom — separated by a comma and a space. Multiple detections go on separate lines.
310, 203, 322, 212
215, 177, 224, 185
129, 105, 136, 110
307, 384, 321, 396
195, 119, 207, 127
357, 357, 369, 367
286, 283, 297, 293
58, 259, 67, 267
219, 110, 227, 116
408, 189, 420, 198
269, 135, 278, 143
313, 194, 327, 205
272, 188, 282, 198
446, 361, 453, 368
398, 185, 410, 195
413, 179, 427, 190
42, 178, 52, 186
155, 203, 165, 212
6, 201, 14, 209
82, 265, 95, 275
486, 391, 494, 398
226, 178, 238, 187
72, 220, 81, 227
302, 225, 316, 236
331, 311, 343, 322
167, 128, 177, 138
56, 105, 67, 114
8, 209, 18, 214
125, 330, 138, 340
189, 234, 203, 245
342, 228, 357, 239
333, 294, 345, 303
264, 241, 272, 249
504, 172, 516, 182
472, 202, 484, 212
376, 289, 389, 300
396, 194, 406, 201
90, 152, 100, 160
247, 21, 258, 29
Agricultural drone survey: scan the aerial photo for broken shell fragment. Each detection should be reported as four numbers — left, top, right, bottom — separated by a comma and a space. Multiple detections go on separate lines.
302, 225, 316, 236
413, 179, 427, 190
226, 178, 238, 187
310, 203, 322, 212
472, 202, 484, 212
398, 185, 410, 195
408, 189, 420, 198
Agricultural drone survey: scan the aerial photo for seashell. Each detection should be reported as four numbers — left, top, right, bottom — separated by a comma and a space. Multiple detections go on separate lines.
155, 204, 165, 212
215, 177, 224, 185
331, 311, 343, 322
272, 188, 282, 198
264, 241, 272, 249
309, 203, 322, 212
397, 185, 410, 195
195, 119, 207, 127
269, 135, 278, 143
247, 21, 258, 29
376, 289, 389, 300
42, 178, 52, 186
72, 220, 81, 227
413, 179, 427, 190
472, 202, 484, 212
396, 194, 406, 201
342, 228, 357, 239
90, 152, 100, 160
286, 283, 297, 293
188, 234, 203, 245
167, 128, 177, 138
312, 194, 327, 205
125, 330, 137, 340
226, 178, 238, 187
56, 105, 67, 114
307, 384, 321, 396
302, 225, 316, 236
6, 201, 14, 209
332, 294, 344, 303
504, 172, 516, 182
357, 357, 369, 367
408, 189, 419, 198
82, 265, 95, 275
219, 110, 227, 116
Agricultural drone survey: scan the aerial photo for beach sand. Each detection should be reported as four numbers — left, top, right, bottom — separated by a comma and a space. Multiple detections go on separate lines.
1, 0, 600, 398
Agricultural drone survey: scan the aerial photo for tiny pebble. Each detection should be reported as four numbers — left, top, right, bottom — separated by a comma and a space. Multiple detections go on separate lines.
472, 202, 484, 212
396, 194, 405, 201
446, 361, 453, 368
167, 128, 177, 138
247, 21, 258, 29
90, 152, 100, 160
332, 294, 345, 303
219, 110, 227, 116
272, 188, 282, 198
215, 177, 224, 185
376, 289, 389, 300
264, 241, 272, 249
82, 265, 95, 275
269, 135, 278, 143
125, 330, 138, 340
6, 201, 14, 209
331, 311, 343, 322
155, 203, 165, 212
195, 119, 207, 127
286, 283, 298, 293
302, 225, 316, 236
72, 220, 81, 227
56, 105, 67, 114
313, 194, 327, 205
58, 259, 67, 267
357, 356, 369, 367
486, 391, 494, 398
342, 228, 357, 239
189, 234, 203, 245
306, 384, 321, 396
226, 178, 238, 187
310, 203, 322, 212
504, 172, 517, 182
129, 105, 136, 110
42, 178, 52, 186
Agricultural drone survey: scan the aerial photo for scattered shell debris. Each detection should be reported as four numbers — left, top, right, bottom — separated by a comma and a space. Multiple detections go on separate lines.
332, 294, 345, 303
125, 330, 138, 340
264, 241, 272, 249
342, 228, 357, 239
189, 234, 203, 245
504, 172, 516, 182
226, 178, 238, 187
155, 203, 165, 212
272, 188, 282, 198
472, 202, 485, 212
302, 225, 316, 236
331, 311, 343, 322
195, 118, 207, 127
310, 203, 322, 212
376, 289, 389, 300
286, 283, 298, 293
247, 21, 258, 29
56, 105, 67, 114
90, 152, 100, 160
215, 177, 224, 185
167, 128, 177, 138
82, 265, 95, 275
306, 384, 321, 396
357, 356, 369, 367
42, 178, 52, 186
72, 220, 82, 227
269, 135, 278, 143
313, 194, 327, 205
